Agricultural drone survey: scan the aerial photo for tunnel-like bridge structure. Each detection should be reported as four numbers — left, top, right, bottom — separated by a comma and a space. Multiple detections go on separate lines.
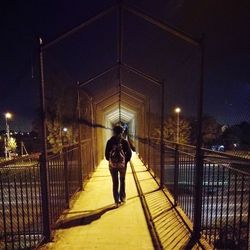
1, 2, 250, 250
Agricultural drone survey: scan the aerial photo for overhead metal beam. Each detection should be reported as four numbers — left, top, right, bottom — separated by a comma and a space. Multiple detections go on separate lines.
121, 90, 145, 104
123, 4, 199, 46
78, 64, 118, 87
107, 112, 133, 120
107, 112, 134, 122
94, 85, 146, 105
95, 91, 119, 105
100, 96, 141, 111
121, 63, 161, 86
121, 84, 147, 100
43, 5, 117, 50
99, 95, 141, 112
106, 106, 135, 118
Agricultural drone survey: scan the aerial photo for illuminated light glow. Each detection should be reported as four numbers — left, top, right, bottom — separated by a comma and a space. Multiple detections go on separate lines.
105, 106, 135, 123
175, 107, 181, 113
63, 127, 68, 132
5, 112, 12, 119
175, 107, 181, 143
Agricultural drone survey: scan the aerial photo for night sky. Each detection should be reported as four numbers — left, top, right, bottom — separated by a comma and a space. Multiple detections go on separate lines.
0, 0, 249, 131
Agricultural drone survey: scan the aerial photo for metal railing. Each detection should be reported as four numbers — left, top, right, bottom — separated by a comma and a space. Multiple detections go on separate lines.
141, 138, 250, 249
202, 150, 250, 249
0, 154, 43, 250
80, 139, 95, 182
0, 140, 94, 249
47, 143, 82, 227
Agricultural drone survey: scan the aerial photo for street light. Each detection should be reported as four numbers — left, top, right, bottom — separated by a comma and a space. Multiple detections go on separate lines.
62, 127, 68, 144
174, 107, 181, 143
4, 112, 12, 159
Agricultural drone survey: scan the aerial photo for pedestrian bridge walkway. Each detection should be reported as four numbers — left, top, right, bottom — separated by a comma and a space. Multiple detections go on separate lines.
39, 154, 211, 250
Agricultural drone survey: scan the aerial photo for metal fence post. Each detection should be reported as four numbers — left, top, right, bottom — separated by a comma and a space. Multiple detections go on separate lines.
90, 97, 96, 171
63, 148, 69, 208
39, 38, 51, 241
77, 86, 83, 190
39, 155, 50, 239
147, 101, 151, 170
192, 35, 205, 241
174, 144, 179, 206
0, 173, 8, 247
246, 185, 250, 248
160, 81, 165, 188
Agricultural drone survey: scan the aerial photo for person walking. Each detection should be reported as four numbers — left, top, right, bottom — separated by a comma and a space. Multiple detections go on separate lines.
105, 125, 132, 207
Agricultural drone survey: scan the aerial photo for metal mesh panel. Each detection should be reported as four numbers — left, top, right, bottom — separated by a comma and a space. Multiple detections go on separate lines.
47, 154, 66, 226
81, 139, 93, 181
41, 9, 99, 231
67, 146, 81, 197
46, 144, 82, 228
0, 155, 43, 249
202, 151, 250, 249
178, 149, 195, 222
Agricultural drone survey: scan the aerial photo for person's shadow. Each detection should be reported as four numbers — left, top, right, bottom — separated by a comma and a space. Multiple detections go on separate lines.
55, 204, 117, 229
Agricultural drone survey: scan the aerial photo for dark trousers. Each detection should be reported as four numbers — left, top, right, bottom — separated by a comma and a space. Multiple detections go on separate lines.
109, 166, 127, 203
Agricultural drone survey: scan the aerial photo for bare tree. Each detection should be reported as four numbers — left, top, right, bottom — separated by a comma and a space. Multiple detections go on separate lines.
152, 116, 191, 144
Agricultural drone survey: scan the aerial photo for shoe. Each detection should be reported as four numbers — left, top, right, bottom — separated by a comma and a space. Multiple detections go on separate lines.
115, 202, 120, 208
120, 197, 126, 203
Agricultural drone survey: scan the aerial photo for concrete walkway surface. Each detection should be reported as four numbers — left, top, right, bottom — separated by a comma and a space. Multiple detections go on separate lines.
39, 156, 154, 250
130, 156, 212, 250
39, 154, 212, 250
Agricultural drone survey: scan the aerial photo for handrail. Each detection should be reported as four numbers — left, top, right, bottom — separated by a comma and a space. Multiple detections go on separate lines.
149, 137, 250, 164
140, 139, 250, 248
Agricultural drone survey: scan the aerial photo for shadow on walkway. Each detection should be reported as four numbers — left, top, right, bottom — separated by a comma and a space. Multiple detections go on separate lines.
131, 155, 212, 249
38, 159, 154, 250
55, 204, 117, 229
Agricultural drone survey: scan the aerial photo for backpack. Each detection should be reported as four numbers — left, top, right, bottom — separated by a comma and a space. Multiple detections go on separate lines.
109, 140, 125, 168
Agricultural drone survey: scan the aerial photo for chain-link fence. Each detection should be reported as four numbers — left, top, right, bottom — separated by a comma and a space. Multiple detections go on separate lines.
1, 1, 249, 249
